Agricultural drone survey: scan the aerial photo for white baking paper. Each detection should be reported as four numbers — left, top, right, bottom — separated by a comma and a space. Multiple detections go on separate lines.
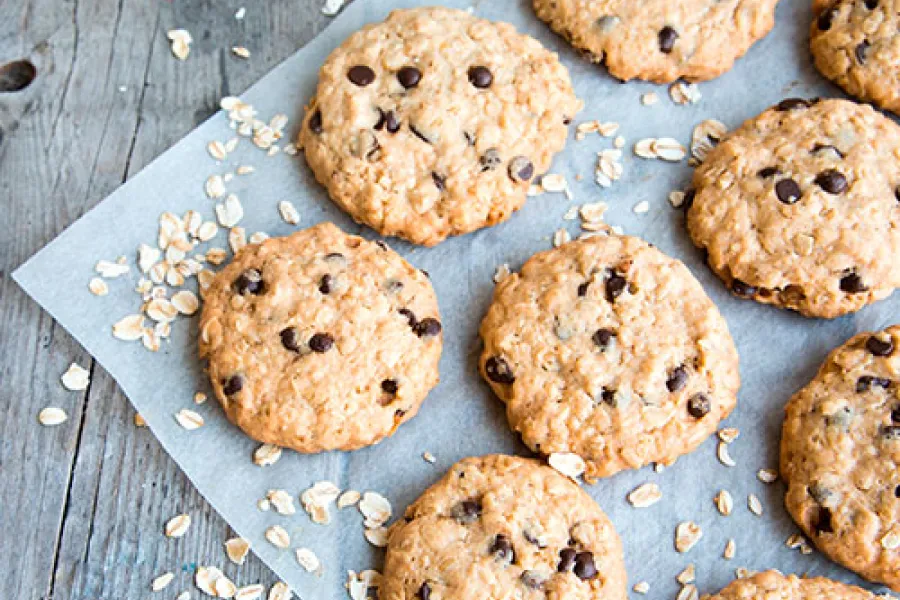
14, 0, 900, 597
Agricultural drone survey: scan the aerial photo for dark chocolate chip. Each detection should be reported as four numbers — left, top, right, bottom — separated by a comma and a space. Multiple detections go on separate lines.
489, 534, 515, 563
815, 169, 848, 194
520, 571, 545, 590
468, 65, 493, 88
375, 109, 400, 133
666, 366, 688, 392
592, 328, 614, 349
573, 552, 598, 580
840, 272, 867, 293
523, 529, 545, 547
867, 336, 894, 357
432, 172, 446, 191
347, 65, 375, 86
687, 393, 711, 418
409, 124, 431, 144
776, 98, 811, 111
658, 26, 679, 53
813, 506, 834, 535
600, 388, 617, 406
882, 425, 900, 440
308, 110, 323, 134
222, 374, 243, 395
417, 582, 431, 600
757, 166, 780, 178
865, 0, 880, 8
325, 252, 344, 261
398, 66, 421, 89
414, 317, 442, 338
485, 356, 515, 384
234, 269, 264, 295
896, 186, 900, 202
399, 308, 417, 328
682, 189, 696, 211
775, 179, 802, 204
480, 148, 502, 172
451, 499, 482, 523
855, 40, 870, 64
732, 279, 758, 297
557, 547, 576, 572
577, 282, 590, 297
0, 59, 36, 93
280, 328, 302, 353
381, 379, 398, 395
817, 7, 837, 30
812, 143, 844, 158
892, 405, 900, 423
376, 240, 388, 251
857, 375, 891, 392
309, 332, 334, 353
508, 156, 534, 182
319, 274, 333, 294
895, 485, 900, 498
605, 271, 627, 302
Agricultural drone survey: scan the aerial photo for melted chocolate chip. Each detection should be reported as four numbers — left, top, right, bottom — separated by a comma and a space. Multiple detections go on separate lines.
840, 272, 867, 293
757, 166, 780, 178
347, 65, 375, 86
280, 327, 302, 353
414, 317, 442, 338
480, 148, 502, 172
855, 40, 870, 64
812, 143, 844, 158
600, 388, 617, 406
489, 534, 515, 563
432, 172, 446, 191
375, 109, 400, 133
468, 65, 493, 88
409, 124, 431, 144
658, 26, 679, 53
308, 110, 323, 134
813, 506, 834, 535
682, 189, 696, 211
399, 308, 417, 329
577, 282, 590, 297
381, 379, 398, 396
865, 0, 880, 8
815, 169, 848, 194
520, 571, 545, 590
308, 332, 334, 353
417, 582, 431, 600
523, 529, 545, 547
882, 425, 900, 440
485, 356, 515, 385
593, 328, 614, 349
687, 393, 711, 418
776, 98, 813, 111
222, 374, 243, 395
451, 499, 482, 523
892, 405, 900, 423
895, 485, 900, 498
666, 366, 688, 392
605, 271, 627, 302
557, 547, 576, 572
817, 7, 837, 30
234, 269, 264, 295
508, 156, 534, 182
732, 279, 758, 297
573, 552, 598, 580
319, 274, 333, 294
397, 66, 421, 89
866, 336, 894, 357
857, 375, 891, 392
775, 179, 802, 204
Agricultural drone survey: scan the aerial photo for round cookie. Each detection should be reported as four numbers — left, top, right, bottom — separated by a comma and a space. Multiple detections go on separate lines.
478, 235, 740, 481
686, 98, 900, 318
381, 454, 627, 600
702, 570, 881, 599
198, 222, 442, 453
532, 0, 780, 83
811, 0, 900, 115
781, 326, 900, 591
298, 7, 582, 247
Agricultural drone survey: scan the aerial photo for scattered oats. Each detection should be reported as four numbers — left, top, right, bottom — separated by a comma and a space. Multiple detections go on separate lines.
321, 0, 346, 16
718, 427, 740, 443
668, 190, 687, 208
278, 201, 300, 225
579, 201, 608, 226
177, 593, 190, 600
675, 521, 703, 553
359, 491, 392, 526
654, 137, 687, 162
61, 363, 90, 391
236, 165, 255, 176
633, 581, 650, 594
232, 47, 251, 59
302, 481, 341, 524
634, 138, 656, 159
208, 141, 228, 161
676, 583, 699, 600
206, 248, 228, 265
258, 498, 271, 512
786, 533, 813, 554
548, 452, 585, 480
214, 575, 237, 599
563, 205, 579, 220
267, 489, 297, 515
422, 451, 436, 464
249, 232, 269, 245
627, 483, 662, 508
613, 135, 625, 148
715, 490, 734, 516
193, 392, 207, 405
165, 514, 191, 538
338, 490, 361, 509
552, 228, 571, 248
88, 277, 109, 296
735, 567, 755, 579
670, 81, 702, 105
633, 200, 650, 214
364, 526, 389, 547
147, 298, 178, 323
95, 259, 130, 278
234, 7, 246, 19
206, 175, 227, 199
172, 290, 200, 315
283, 143, 298, 156
142, 328, 162, 352
225, 537, 250, 565
198, 269, 216, 292
527, 183, 543, 197
216, 194, 244, 228
641, 92, 659, 106
268, 582, 291, 600
540, 173, 571, 198
610, 224, 625, 236
152, 572, 175, 592
345, 570, 382, 600
691, 119, 728, 164
229, 227, 247, 253
575, 120, 600, 140
167, 29, 192, 60
595, 149, 623, 188
677, 564, 695, 584
724, 538, 736, 560
265, 525, 291, 549
717, 441, 736, 467
295, 548, 321, 574
253, 443, 282, 466
757, 468, 778, 484
38, 407, 68, 426
882, 530, 900, 550
175, 409, 204, 431
134, 413, 147, 427
111, 314, 145, 341
493, 263, 511, 284
235, 584, 264, 600
195, 566, 223, 596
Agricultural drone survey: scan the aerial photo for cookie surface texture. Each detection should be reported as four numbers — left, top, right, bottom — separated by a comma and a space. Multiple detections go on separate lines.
532, 0, 779, 83
298, 7, 583, 247
479, 234, 740, 481
381, 454, 627, 600
687, 98, 900, 318
701, 570, 881, 599
781, 326, 900, 591
198, 222, 442, 453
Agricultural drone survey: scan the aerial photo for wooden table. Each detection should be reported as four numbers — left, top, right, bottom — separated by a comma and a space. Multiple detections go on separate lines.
0, 1, 344, 597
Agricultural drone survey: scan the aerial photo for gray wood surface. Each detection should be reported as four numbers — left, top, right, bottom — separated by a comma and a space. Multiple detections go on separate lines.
0, 1, 347, 597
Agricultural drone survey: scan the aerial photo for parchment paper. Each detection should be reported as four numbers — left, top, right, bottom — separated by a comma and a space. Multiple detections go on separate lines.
14, 0, 900, 597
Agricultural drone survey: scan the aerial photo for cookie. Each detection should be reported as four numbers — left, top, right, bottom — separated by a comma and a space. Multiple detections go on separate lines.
381, 454, 627, 600
686, 98, 900, 319
298, 7, 582, 247
478, 235, 740, 481
702, 570, 881, 599
198, 222, 442, 453
532, 0, 780, 83
781, 326, 900, 591
811, 0, 900, 115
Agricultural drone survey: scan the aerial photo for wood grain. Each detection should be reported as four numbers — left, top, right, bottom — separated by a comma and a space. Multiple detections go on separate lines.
0, 0, 346, 597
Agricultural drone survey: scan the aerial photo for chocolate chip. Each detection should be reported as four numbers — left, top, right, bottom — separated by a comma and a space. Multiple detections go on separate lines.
666, 366, 688, 392
319, 274, 333, 294
658, 26, 679, 53
732, 279, 758, 297
814, 169, 848, 194
776, 98, 812, 111
557, 547, 576, 572
309, 332, 334, 353
480, 148, 502, 172
813, 506, 834, 535
409, 124, 431, 144
757, 166, 780, 178
280, 328, 302, 353
417, 582, 431, 600
840, 272, 867, 293
222, 374, 243, 395
816, 7, 837, 30
600, 388, 617, 406
308, 110, 323, 134
325, 252, 344, 262
415, 317, 442, 338
520, 571, 545, 590
605, 271, 626, 302
855, 40, 870, 64
882, 425, 900, 440
812, 143, 844, 158
0, 59, 36, 93
397, 66, 421, 89
489, 534, 515, 563
432, 172, 446, 191
573, 552, 598, 580
508, 156, 534, 182
347, 65, 375, 86
468, 66, 493, 88
523, 529, 546, 547
682, 189, 696, 211
775, 179, 802, 204
687, 393, 711, 418
451, 499, 482, 523
577, 282, 590, 297
592, 328, 614, 349
381, 379, 398, 395
896, 186, 900, 202
867, 336, 894, 357
857, 375, 891, 392
385, 279, 404, 293
234, 269, 264, 295
895, 485, 900, 498
865, 0, 880, 8
375, 109, 400, 133
399, 308, 417, 329
485, 356, 515, 384
376, 240, 388, 251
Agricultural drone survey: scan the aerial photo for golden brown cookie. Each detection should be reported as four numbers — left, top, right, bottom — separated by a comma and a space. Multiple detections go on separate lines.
299, 7, 582, 247
198, 222, 442, 453
701, 570, 882, 599
381, 454, 627, 600
479, 235, 740, 481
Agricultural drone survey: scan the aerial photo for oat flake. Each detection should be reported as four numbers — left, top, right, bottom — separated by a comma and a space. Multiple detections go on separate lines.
715, 490, 733, 516
152, 572, 175, 591
359, 491, 391, 526
267, 489, 297, 515
633, 581, 650, 594
253, 443, 282, 466
88, 277, 109, 296
675, 521, 702, 553
627, 483, 662, 508
225, 537, 250, 565
175, 409, 204, 431
338, 490, 361, 509
295, 547, 321, 573
724, 538, 736, 559
235, 584, 264, 600
364, 526, 388, 547
61, 363, 90, 391
172, 290, 200, 315
548, 452, 586, 480
717, 441, 736, 467
278, 200, 301, 225
165, 514, 191, 538
38, 407, 68, 426
265, 525, 290, 549
268, 582, 291, 600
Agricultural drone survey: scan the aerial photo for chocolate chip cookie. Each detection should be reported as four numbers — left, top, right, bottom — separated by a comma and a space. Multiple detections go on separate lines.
198, 222, 442, 453
532, 0, 780, 83
702, 570, 882, 599
298, 7, 582, 247
781, 326, 900, 591
811, 0, 900, 115
479, 235, 740, 482
381, 454, 627, 600
686, 98, 900, 318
